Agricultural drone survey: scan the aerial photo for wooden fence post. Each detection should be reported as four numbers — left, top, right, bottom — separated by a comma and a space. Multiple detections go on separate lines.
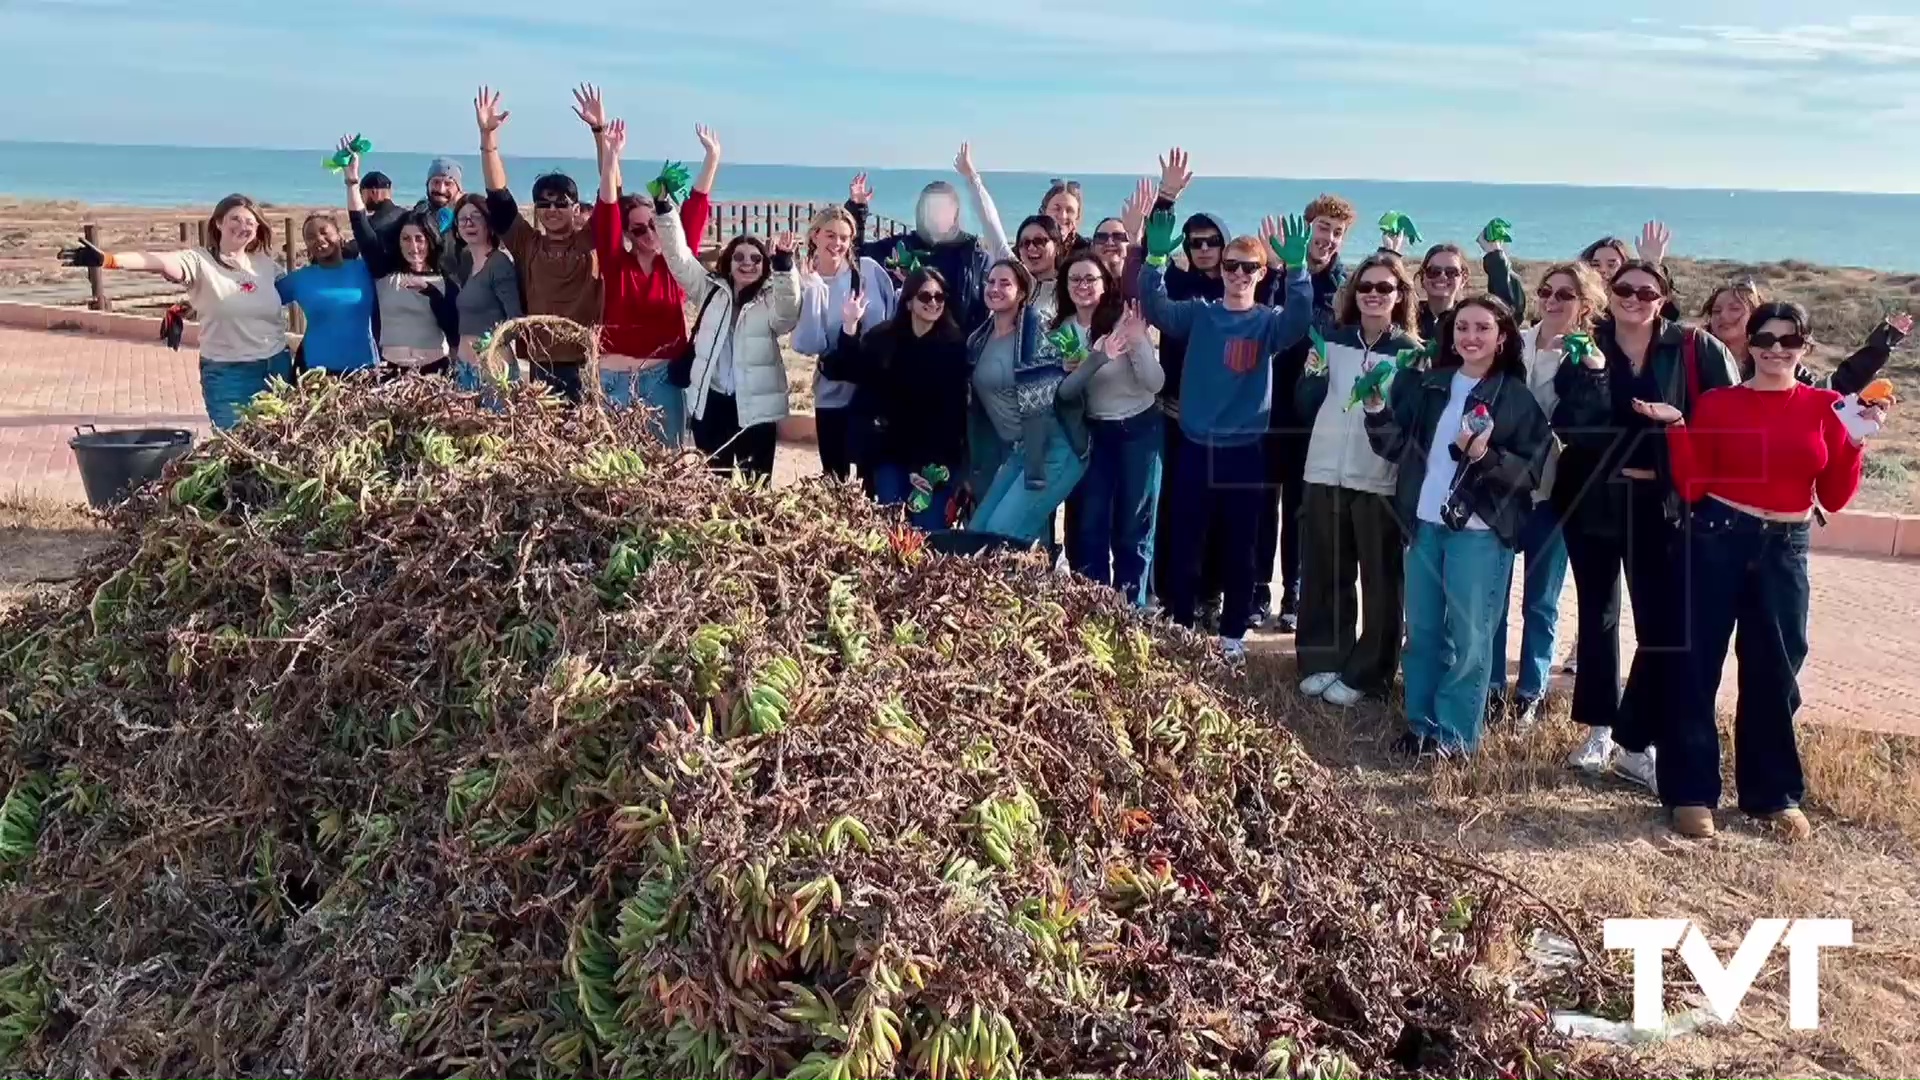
178, 222, 190, 244
83, 224, 110, 312
282, 217, 306, 335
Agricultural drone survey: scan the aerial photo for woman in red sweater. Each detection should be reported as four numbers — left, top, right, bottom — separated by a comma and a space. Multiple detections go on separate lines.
1639, 301, 1889, 840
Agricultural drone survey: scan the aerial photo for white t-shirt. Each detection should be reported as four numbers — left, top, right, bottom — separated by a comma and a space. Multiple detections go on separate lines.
176, 248, 287, 362
1415, 371, 1490, 530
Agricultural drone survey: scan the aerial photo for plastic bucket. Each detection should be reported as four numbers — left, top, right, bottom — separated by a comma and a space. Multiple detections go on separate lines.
67, 425, 194, 509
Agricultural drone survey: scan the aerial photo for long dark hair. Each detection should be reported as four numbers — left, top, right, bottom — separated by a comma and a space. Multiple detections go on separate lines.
1014, 214, 1063, 271
1580, 236, 1632, 276
716, 234, 772, 307
891, 267, 960, 341
1052, 251, 1122, 343
392, 210, 446, 274
1433, 295, 1526, 381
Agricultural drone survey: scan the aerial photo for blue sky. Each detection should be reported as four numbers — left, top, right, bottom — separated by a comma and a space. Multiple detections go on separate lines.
5, 0, 1920, 191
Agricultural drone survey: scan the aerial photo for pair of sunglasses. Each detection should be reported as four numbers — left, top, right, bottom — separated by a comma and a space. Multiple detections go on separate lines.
1221, 258, 1263, 275
1611, 283, 1663, 303
1353, 281, 1398, 296
1537, 286, 1580, 303
626, 221, 656, 237
1093, 230, 1129, 245
1424, 266, 1463, 280
732, 251, 765, 266
533, 197, 578, 210
1187, 236, 1224, 251
1018, 235, 1054, 251
914, 290, 946, 305
1749, 331, 1808, 350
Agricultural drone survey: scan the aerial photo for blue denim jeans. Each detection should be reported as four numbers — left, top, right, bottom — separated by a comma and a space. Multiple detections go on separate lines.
1403, 522, 1517, 752
602, 365, 686, 447
199, 351, 293, 430
1066, 408, 1164, 606
971, 429, 1088, 545
1658, 498, 1812, 814
1488, 501, 1571, 700
872, 461, 955, 532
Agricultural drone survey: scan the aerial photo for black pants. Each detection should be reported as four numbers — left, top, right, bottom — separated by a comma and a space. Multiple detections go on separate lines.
1561, 477, 1685, 748
1294, 483, 1404, 693
1659, 499, 1811, 813
1253, 431, 1308, 613
1161, 434, 1265, 640
1152, 417, 1221, 605
692, 390, 777, 481
815, 404, 857, 483
531, 363, 585, 404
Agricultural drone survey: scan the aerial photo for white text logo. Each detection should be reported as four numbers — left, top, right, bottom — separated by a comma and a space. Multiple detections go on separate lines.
1603, 918, 1852, 1030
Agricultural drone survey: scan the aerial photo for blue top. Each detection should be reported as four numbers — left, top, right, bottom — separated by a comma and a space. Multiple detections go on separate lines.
277, 259, 377, 373
1138, 261, 1313, 446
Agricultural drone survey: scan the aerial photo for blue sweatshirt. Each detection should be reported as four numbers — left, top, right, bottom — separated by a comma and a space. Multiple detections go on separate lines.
1139, 261, 1313, 447
276, 259, 377, 373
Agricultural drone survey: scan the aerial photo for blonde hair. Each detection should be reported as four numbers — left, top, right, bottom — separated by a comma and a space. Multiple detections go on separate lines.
1537, 261, 1609, 333
805, 206, 856, 255
1336, 253, 1421, 337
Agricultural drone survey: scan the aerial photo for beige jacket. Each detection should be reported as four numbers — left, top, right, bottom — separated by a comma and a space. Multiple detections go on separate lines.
659, 210, 802, 429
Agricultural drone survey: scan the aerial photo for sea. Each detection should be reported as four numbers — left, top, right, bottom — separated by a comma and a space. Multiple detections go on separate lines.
7, 139, 1920, 273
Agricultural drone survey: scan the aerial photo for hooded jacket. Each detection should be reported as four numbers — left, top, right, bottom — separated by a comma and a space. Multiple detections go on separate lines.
1414, 249, 1528, 340
1364, 359, 1552, 548
1297, 324, 1422, 496
848, 186, 992, 333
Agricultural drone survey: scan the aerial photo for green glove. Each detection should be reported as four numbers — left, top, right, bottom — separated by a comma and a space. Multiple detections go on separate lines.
1560, 332, 1596, 368
906, 465, 950, 515
1394, 340, 1435, 371
1481, 217, 1513, 245
1348, 357, 1402, 410
323, 135, 374, 174
1270, 214, 1309, 269
1143, 210, 1180, 266
886, 246, 926, 275
1377, 211, 1422, 245
645, 160, 692, 202
1305, 328, 1329, 374
1045, 325, 1088, 364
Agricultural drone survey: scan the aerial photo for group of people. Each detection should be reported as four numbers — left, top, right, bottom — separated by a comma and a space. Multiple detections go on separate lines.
58, 88, 1904, 842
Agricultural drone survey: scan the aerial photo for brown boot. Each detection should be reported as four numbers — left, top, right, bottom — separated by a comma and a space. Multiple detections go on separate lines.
1767, 808, 1811, 842
1671, 806, 1716, 838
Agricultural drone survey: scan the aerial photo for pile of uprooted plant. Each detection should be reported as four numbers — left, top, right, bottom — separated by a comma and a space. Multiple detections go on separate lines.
0, 374, 1624, 1079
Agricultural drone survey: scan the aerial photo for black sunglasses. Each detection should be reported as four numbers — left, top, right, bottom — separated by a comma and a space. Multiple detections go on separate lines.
732, 251, 765, 265
914, 290, 946, 305
533, 197, 578, 210
1187, 236, 1224, 250
1093, 230, 1129, 245
1352, 281, 1398, 296
1018, 235, 1054, 250
1611, 283, 1663, 303
1537, 286, 1579, 303
627, 221, 656, 236
1221, 258, 1262, 276
1749, 331, 1808, 350
1424, 266, 1463, 280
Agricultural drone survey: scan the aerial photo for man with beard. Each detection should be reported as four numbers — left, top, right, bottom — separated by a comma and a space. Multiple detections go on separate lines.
1251, 193, 1357, 633
419, 157, 464, 238
845, 172, 991, 333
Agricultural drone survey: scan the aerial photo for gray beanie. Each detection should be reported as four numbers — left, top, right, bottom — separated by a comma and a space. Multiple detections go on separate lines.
427, 157, 463, 186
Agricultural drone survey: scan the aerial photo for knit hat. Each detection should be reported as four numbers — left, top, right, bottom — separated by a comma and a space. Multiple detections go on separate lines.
427, 157, 463, 186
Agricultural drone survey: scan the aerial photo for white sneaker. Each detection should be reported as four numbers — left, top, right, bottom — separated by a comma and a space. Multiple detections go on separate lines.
1219, 636, 1247, 664
1299, 671, 1338, 698
1566, 726, 1614, 772
1321, 678, 1365, 707
1614, 747, 1659, 795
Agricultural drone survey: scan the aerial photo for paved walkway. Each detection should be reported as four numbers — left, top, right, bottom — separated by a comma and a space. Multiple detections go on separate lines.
2, 325, 1916, 738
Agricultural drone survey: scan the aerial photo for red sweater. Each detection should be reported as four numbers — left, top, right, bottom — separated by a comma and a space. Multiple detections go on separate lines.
593, 190, 712, 364
1665, 383, 1865, 514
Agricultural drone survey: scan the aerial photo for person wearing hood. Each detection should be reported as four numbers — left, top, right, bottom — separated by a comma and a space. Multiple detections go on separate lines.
1253, 192, 1358, 634
1363, 295, 1551, 759
847, 165, 992, 333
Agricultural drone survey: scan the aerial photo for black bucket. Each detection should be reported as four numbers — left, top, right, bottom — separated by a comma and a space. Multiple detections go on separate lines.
67, 425, 194, 510
923, 529, 1041, 558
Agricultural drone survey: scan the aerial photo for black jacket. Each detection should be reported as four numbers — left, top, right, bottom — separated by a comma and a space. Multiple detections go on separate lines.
1364, 365, 1551, 548
847, 200, 992, 336
1550, 318, 1739, 535
1271, 257, 1349, 435
827, 322, 971, 472
1415, 249, 1528, 340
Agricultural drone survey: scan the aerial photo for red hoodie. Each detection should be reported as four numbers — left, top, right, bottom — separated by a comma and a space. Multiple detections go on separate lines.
593, 190, 711, 365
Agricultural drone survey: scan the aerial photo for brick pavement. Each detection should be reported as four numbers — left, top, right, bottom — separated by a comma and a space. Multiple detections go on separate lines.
2, 325, 1915, 737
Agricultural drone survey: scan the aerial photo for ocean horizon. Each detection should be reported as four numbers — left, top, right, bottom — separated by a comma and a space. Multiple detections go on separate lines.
7, 139, 1920, 273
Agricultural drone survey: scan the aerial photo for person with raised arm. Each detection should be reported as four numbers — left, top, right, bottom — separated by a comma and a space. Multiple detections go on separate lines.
588, 103, 721, 446
1551, 259, 1739, 790
1647, 301, 1889, 839
826, 269, 968, 529
274, 204, 376, 376
1292, 253, 1421, 708
792, 205, 897, 484
655, 183, 801, 480
475, 84, 601, 403
1362, 295, 1551, 759
1139, 206, 1314, 662
1700, 280, 1910, 395
846, 160, 991, 332
59, 195, 289, 429
338, 137, 459, 377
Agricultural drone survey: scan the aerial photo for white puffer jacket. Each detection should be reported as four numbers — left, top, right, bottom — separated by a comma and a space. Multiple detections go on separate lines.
659, 210, 801, 429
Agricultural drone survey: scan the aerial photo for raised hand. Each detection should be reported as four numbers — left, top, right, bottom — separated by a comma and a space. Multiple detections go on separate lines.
1157, 147, 1192, 200
474, 86, 510, 134
606, 118, 628, 158
954, 142, 978, 180
772, 231, 797, 256
1119, 301, 1148, 343
1637, 220, 1671, 265
695, 123, 721, 158
1257, 215, 1282, 266
1143, 210, 1180, 264
841, 290, 868, 335
1478, 217, 1512, 253
1380, 229, 1406, 255
1273, 214, 1309, 269
1631, 398, 1682, 424
57, 236, 105, 268
571, 83, 607, 130
1122, 177, 1154, 240
336, 134, 362, 184
849, 173, 873, 206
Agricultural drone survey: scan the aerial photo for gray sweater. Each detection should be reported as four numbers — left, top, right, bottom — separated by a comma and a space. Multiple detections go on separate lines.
451, 247, 523, 339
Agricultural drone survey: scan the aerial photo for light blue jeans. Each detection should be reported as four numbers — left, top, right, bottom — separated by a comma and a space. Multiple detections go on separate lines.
602, 365, 686, 447
1489, 501, 1570, 700
971, 430, 1087, 545
199, 351, 293, 430
1403, 522, 1516, 752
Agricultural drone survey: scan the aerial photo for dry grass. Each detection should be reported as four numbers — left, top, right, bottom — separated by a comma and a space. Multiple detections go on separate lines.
1239, 643, 1920, 1078
0, 496, 105, 611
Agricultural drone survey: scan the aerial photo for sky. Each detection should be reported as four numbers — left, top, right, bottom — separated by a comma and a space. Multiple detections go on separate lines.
5, 0, 1920, 192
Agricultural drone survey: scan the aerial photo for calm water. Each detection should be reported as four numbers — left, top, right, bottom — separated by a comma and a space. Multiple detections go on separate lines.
8, 140, 1920, 271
